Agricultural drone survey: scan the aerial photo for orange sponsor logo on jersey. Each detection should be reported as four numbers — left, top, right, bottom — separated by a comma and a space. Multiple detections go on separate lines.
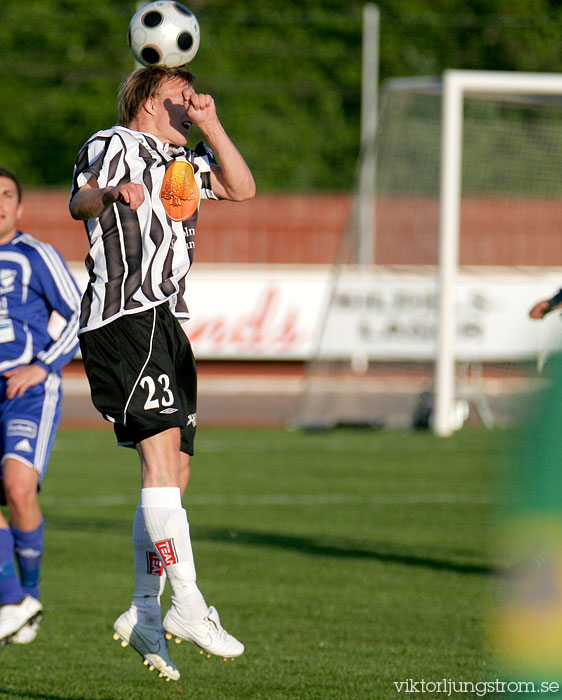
160, 160, 200, 222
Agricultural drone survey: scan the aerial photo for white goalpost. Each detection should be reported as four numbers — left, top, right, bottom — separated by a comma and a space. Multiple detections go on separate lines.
293, 68, 562, 435
435, 70, 562, 436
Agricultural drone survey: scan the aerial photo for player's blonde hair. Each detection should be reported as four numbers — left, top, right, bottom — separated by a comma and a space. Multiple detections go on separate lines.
118, 65, 195, 127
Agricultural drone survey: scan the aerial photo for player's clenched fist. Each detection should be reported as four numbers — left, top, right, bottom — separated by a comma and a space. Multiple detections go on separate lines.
103, 182, 145, 211
184, 92, 217, 126
529, 300, 551, 319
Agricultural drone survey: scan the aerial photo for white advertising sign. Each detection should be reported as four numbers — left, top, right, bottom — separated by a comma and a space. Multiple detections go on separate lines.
69, 264, 562, 361
318, 268, 562, 361
185, 266, 326, 359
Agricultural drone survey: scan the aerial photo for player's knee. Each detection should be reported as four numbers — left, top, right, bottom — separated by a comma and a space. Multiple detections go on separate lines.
3, 481, 36, 515
2, 467, 39, 514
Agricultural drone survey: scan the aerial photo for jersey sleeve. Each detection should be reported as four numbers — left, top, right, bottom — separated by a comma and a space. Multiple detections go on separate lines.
32, 245, 81, 375
193, 141, 220, 201
70, 130, 130, 198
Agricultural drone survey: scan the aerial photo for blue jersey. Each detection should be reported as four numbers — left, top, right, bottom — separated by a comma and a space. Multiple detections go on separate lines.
0, 232, 80, 375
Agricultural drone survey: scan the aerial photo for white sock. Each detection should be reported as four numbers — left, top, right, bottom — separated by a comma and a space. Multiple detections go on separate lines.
131, 504, 165, 624
140, 487, 208, 620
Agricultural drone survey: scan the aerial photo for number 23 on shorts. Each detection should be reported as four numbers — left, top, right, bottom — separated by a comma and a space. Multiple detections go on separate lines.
140, 373, 176, 411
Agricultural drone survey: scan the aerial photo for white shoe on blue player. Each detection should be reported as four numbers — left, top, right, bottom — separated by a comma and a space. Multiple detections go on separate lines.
11, 618, 41, 645
0, 596, 43, 645
163, 605, 244, 659
113, 607, 180, 682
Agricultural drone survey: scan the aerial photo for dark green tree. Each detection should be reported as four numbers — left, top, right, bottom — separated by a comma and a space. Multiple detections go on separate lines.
2, 0, 562, 191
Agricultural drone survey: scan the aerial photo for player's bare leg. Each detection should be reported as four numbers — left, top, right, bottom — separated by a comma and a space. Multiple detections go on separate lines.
113, 447, 193, 679
0, 459, 43, 645
179, 451, 190, 495
112, 430, 182, 681
3, 459, 42, 530
138, 430, 244, 659
138, 429, 208, 621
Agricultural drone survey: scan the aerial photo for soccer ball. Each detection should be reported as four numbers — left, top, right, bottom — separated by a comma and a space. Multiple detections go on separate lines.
128, 1, 200, 67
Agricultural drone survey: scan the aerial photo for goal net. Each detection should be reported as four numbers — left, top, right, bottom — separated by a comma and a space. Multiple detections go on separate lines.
292, 71, 562, 433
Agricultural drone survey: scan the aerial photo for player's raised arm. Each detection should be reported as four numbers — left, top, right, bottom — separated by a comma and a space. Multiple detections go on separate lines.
184, 91, 256, 202
69, 176, 145, 220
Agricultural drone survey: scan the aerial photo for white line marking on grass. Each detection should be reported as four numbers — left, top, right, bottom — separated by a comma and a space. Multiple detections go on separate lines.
54, 435, 497, 455
41, 494, 133, 507
188, 493, 493, 505
40, 492, 492, 507
194, 440, 475, 454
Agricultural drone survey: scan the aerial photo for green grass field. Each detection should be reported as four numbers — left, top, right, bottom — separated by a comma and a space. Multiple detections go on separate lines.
0, 426, 509, 700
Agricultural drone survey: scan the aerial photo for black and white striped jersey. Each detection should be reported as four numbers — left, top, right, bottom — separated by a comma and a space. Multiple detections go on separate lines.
70, 125, 219, 333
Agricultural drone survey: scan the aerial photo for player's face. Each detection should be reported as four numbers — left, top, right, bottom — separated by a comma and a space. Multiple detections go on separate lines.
0, 176, 22, 244
152, 77, 195, 146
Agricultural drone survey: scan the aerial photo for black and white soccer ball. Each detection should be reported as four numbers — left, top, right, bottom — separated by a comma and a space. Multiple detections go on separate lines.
128, 1, 200, 67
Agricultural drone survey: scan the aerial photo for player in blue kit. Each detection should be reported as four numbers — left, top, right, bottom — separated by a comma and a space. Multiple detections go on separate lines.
0, 168, 80, 645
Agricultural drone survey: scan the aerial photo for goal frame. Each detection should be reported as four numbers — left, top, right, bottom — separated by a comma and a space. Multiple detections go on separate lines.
435, 69, 562, 436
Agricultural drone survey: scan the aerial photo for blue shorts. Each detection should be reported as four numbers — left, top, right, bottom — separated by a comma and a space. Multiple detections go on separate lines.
0, 373, 62, 483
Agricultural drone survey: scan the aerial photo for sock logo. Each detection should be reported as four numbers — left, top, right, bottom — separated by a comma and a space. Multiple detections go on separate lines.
154, 539, 178, 567
14, 547, 41, 558
146, 551, 164, 576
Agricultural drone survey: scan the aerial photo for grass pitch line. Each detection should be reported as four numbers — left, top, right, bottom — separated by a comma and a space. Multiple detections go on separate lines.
186, 493, 492, 505
53, 435, 481, 455
40, 492, 491, 507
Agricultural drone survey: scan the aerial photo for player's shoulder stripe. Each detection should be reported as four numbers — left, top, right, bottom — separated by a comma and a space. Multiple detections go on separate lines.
90, 126, 121, 140
81, 127, 134, 161
14, 232, 57, 258
79, 128, 117, 152
11, 231, 28, 246
15, 234, 80, 306
112, 126, 149, 149
12, 232, 49, 258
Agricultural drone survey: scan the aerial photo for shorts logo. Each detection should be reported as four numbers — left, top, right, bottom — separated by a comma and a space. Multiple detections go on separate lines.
7, 420, 37, 438
14, 439, 33, 453
154, 539, 178, 567
159, 407, 179, 415
146, 551, 164, 576
187, 413, 197, 427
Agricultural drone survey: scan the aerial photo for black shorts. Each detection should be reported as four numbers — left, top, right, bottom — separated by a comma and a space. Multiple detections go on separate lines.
79, 304, 197, 455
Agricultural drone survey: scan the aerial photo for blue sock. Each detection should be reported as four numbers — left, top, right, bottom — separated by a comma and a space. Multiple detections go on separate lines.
0, 527, 24, 605
11, 520, 44, 601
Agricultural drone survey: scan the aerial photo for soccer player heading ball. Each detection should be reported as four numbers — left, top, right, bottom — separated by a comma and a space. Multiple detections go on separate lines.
69, 66, 255, 680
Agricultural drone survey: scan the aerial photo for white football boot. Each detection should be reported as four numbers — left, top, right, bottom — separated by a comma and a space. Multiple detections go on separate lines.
0, 596, 43, 645
112, 607, 180, 682
11, 618, 41, 645
163, 605, 244, 659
